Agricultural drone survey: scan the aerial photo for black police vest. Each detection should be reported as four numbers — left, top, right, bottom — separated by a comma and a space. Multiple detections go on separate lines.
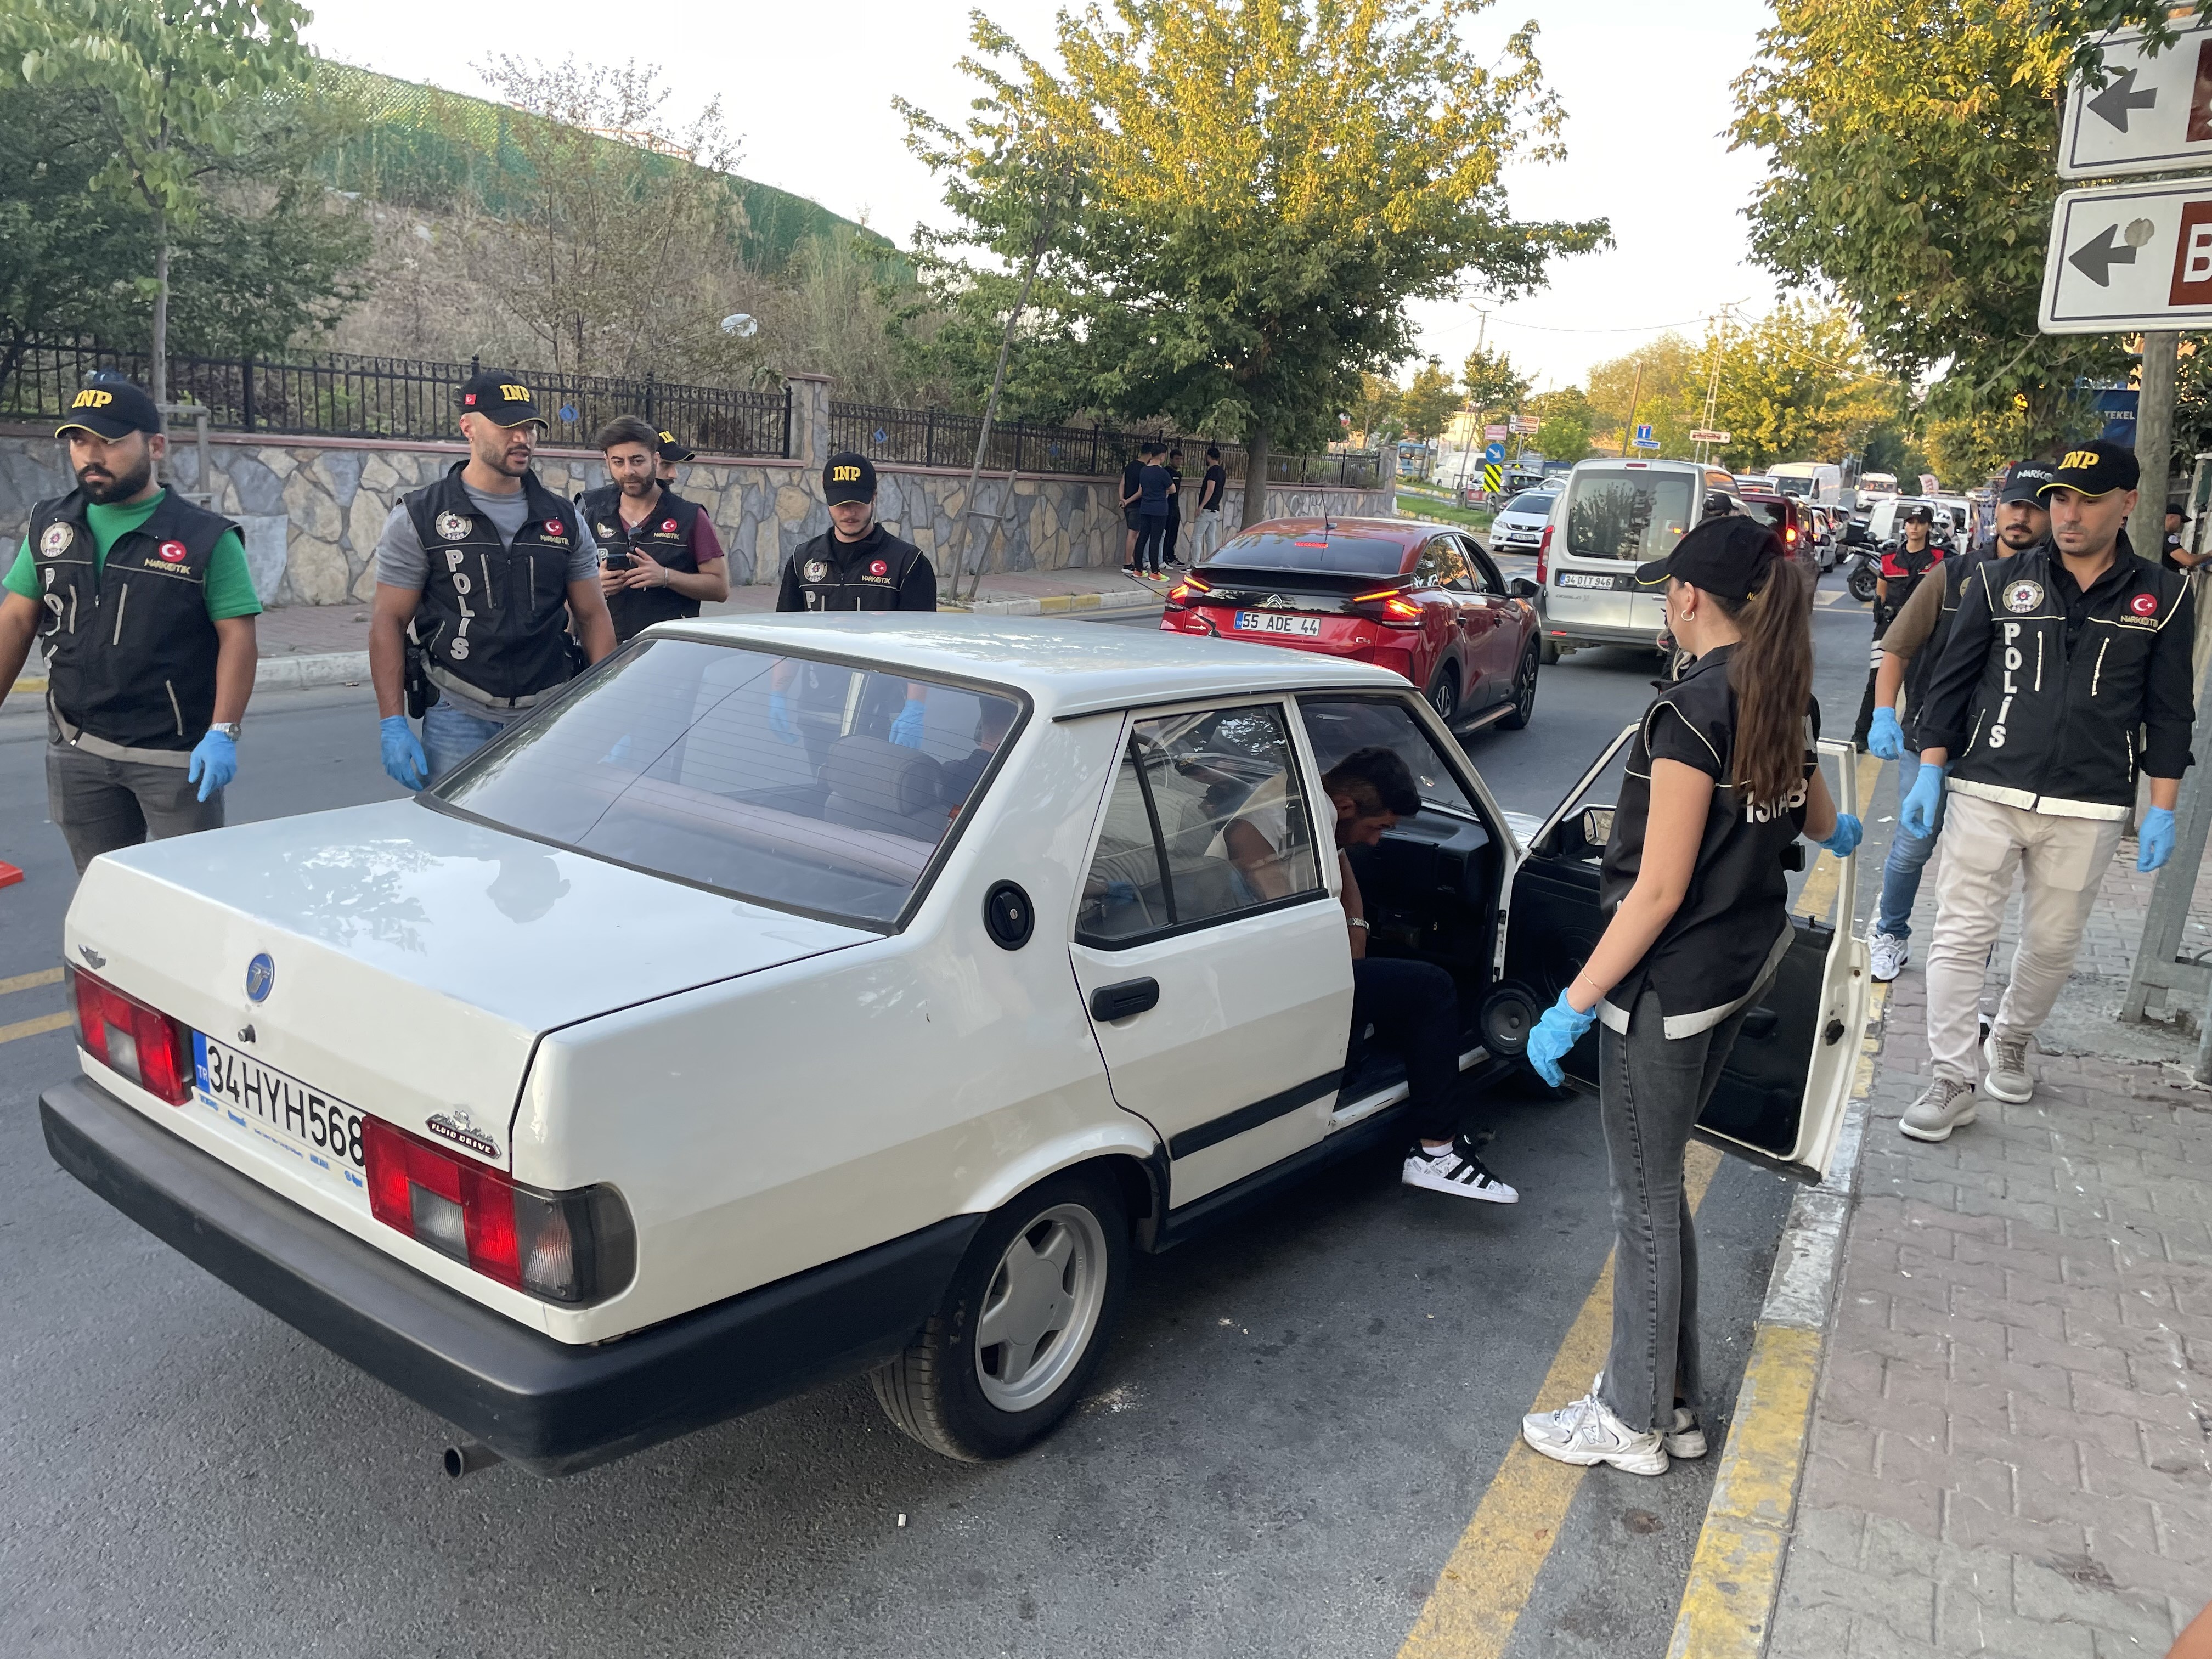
786, 528, 934, 611
29, 488, 236, 757
404, 464, 578, 703
579, 483, 704, 641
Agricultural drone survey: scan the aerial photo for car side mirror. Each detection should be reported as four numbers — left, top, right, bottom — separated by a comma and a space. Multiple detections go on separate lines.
1549, 804, 1614, 861
1508, 577, 1539, 600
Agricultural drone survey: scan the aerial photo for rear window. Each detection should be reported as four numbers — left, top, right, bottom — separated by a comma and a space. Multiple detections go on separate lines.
431, 639, 1022, 928
1563, 469, 1696, 563
1206, 531, 1408, 574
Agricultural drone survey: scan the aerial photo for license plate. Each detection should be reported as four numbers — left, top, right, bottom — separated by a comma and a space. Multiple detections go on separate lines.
1555, 571, 1629, 590
193, 1032, 369, 1205
1236, 611, 1323, 636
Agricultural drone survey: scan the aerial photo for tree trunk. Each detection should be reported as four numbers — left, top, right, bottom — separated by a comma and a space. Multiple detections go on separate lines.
1241, 422, 1272, 529
151, 218, 171, 408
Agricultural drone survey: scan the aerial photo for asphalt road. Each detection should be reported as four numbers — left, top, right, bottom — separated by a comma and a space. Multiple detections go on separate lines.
0, 573, 1888, 1659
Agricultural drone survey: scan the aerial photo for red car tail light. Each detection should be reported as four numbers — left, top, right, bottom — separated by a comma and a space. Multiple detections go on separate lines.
1165, 573, 1212, 610
71, 966, 193, 1105
1350, 587, 1423, 628
1536, 524, 1553, 586
363, 1117, 636, 1306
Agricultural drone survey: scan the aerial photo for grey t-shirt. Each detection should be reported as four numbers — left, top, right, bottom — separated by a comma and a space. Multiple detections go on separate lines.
374, 480, 599, 590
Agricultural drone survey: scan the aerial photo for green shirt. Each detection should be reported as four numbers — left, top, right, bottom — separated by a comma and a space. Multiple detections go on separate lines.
4, 490, 263, 621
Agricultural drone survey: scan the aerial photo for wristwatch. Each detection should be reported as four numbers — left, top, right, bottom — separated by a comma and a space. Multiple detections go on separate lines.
1347, 917, 1370, 932
208, 722, 243, 741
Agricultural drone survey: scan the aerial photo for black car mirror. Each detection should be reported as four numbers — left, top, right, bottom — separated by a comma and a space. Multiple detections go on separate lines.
1508, 577, 1539, 600
1548, 804, 1614, 861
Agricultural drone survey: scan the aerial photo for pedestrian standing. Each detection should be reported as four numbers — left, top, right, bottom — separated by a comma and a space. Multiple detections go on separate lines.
369, 371, 617, 788
1196, 444, 1228, 563
1120, 448, 1147, 573
656, 428, 693, 488
1162, 447, 1186, 569
1519, 517, 1857, 1474
1133, 444, 1173, 577
1899, 441, 2194, 1141
1863, 460, 2053, 982
579, 416, 729, 644
0, 380, 261, 872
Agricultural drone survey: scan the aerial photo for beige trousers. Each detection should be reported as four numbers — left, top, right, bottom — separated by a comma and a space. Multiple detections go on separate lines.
1923, 791, 2125, 1085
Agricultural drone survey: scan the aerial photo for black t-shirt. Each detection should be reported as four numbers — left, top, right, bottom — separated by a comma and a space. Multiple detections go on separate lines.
1121, 462, 1143, 509
1201, 464, 1227, 511
1598, 643, 1816, 1037
1165, 466, 1183, 521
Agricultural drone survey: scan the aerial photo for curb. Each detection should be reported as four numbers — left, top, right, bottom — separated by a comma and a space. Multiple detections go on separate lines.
14, 651, 370, 701
1664, 977, 1888, 1659
964, 587, 1165, 617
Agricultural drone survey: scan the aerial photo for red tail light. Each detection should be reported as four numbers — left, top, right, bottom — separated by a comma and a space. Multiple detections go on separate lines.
1165, 573, 1211, 610
71, 966, 193, 1105
1350, 587, 1423, 627
1537, 524, 1553, 586
362, 1117, 635, 1305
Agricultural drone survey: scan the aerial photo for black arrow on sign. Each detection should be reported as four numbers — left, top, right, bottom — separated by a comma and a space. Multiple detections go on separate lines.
2087, 66, 2159, 132
2069, 223, 2138, 287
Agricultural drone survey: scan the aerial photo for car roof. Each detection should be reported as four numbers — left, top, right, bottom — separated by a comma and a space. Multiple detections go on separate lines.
648, 612, 1410, 720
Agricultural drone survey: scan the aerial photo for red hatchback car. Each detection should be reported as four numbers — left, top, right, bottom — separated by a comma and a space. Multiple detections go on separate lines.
1159, 517, 1543, 731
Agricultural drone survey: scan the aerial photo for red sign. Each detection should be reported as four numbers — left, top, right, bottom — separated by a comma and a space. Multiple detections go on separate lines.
156, 540, 188, 562
2172, 199, 2212, 306
2133, 591, 2160, 615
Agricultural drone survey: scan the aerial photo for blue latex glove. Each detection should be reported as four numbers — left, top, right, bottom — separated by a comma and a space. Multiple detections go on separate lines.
768, 691, 799, 746
379, 715, 428, 790
187, 729, 236, 803
889, 697, 927, 750
2138, 805, 2176, 872
1866, 706, 1903, 760
1816, 812, 1864, 859
1526, 991, 1596, 1088
1900, 761, 1945, 840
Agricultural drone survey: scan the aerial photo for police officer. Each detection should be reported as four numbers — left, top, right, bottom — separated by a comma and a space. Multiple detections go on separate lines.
1878, 504, 1943, 621
579, 416, 729, 644
1900, 441, 2194, 1142
368, 371, 616, 786
776, 452, 936, 613
656, 429, 692, 487
0, 379, 261, 873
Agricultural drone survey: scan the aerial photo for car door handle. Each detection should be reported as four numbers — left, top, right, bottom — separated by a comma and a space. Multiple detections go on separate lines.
1090, 978, 1160, 1022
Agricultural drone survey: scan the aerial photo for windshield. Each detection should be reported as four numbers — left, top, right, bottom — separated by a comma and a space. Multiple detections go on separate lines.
432, 639, 1022, 928
1503, 493, 1555, 515
1563, 469, 1696, 562
1205, 530, 1408, 574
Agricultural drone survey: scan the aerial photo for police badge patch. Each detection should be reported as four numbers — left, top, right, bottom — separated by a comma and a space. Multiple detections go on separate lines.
804, 559, 830, 582
435, 511, 471, 541
39, 523, 72, 554
2004, 579, 2044, 614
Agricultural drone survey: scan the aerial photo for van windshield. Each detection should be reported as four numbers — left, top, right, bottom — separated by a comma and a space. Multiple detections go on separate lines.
1773, 476, 1812, 498
1564, 469, 1696, 562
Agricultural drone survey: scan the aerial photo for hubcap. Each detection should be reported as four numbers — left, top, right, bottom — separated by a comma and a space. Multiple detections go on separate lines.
974, 1203, 1109, 1412
1432, 675, 1457, 719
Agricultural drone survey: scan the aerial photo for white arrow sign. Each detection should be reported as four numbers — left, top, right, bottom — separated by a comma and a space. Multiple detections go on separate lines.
2040, 179, 2212, 333
2059, 22, 2212, 178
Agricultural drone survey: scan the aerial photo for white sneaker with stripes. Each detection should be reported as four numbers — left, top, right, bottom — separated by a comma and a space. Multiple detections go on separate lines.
1401, 1143, 1519, 1204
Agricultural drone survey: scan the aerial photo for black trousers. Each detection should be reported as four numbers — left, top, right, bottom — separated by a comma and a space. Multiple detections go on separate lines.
1350, 956, 1464, 1143
1135, 515, 1170, 573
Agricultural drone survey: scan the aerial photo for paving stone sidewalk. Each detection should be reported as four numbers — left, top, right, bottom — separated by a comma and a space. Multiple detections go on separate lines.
1767, 834, 2212, 1656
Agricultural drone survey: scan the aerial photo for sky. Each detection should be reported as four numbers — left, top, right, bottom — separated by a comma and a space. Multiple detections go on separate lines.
302, 0, 1784, 397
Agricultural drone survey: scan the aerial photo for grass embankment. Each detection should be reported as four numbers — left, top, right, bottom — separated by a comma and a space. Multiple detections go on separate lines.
1394, 489, 1495, 533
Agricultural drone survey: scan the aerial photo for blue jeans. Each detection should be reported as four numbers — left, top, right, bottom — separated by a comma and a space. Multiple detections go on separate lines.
421, 699, 506, 782
1875, 749, 1944, 940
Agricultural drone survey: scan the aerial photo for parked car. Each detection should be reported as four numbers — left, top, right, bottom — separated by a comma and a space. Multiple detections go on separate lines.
1489, 489, 1557, 556
1534, 458, 1737, 663
1160, 517, 1542, 732
40, 616, 1865, 1476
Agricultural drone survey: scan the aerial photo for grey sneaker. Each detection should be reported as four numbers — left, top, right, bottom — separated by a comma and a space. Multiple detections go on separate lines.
1868, 930, 1908, 983
1522, 1389, 1668, 1476
1901, 1076, 1978, 1142
1981, 1031, 2034, 1104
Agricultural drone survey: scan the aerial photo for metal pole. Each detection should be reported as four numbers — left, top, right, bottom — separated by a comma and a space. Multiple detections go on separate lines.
1620, 366, 1644, 459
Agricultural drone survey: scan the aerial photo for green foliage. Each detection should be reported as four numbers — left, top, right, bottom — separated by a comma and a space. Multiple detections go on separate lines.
1397, 360, 1461, 441
1462, 342, 1531, 415
1699, 302, 1899, 472
1531, 411, 1591, 464
1587, 332, 1700, 456
1352, 371, 1406, 449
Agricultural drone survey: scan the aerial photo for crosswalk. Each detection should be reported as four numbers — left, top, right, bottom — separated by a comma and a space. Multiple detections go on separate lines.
0, 966, 69, 1046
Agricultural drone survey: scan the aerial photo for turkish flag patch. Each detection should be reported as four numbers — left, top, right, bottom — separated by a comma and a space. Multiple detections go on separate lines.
870, 559, 889, 577
545, 519, 564, 535
156, 540, 188, 563
661, 518, 678, 533
2132, 591, 2159, 616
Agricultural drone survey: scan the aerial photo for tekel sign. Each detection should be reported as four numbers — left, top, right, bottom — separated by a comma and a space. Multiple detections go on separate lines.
2039, 180, 2212, 332
2058, 23, 2212, 179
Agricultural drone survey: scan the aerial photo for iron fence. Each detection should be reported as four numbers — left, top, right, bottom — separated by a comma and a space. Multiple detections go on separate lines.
1, 340, 792, 456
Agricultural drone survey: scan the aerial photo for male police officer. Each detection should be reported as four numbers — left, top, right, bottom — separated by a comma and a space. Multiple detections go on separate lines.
656, 429, 692, 487
0, 379, 261, 872
581, 416, 729, 644
1899, 441, 2194, 1141
369, 371, 616, 786
1864, 459, 2053, 981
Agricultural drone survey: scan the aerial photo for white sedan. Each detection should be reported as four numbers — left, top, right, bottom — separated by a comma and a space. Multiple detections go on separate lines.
41, 617, 1865, 1474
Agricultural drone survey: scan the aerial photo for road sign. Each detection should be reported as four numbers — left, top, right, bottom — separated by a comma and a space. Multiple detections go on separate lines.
1689, 428, 1731, 444
2039, 179, 2212, 332
1483, 423, 1510, 441
1918, 473, 1942, 496
2058, 24, 2212, 179
1510, 415, 1541, 436
1482, 464, 1503, 494
1483, 441, 1506, 464
1632, 423, 1660, 450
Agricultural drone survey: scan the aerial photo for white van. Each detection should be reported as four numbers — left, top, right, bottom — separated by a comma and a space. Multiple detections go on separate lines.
1770, 462, 1844, 504
1537, 458, 1732, 662
1859, 472, 1900, 500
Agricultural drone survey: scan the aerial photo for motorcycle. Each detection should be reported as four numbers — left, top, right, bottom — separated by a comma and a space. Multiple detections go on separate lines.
1846, 545, 1880, 604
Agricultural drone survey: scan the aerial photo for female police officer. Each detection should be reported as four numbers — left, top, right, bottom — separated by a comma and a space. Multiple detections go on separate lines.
1517, 515, 1860, 1475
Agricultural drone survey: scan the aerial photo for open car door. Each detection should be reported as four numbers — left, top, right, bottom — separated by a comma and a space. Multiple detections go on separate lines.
1499, 730, 1869, 1184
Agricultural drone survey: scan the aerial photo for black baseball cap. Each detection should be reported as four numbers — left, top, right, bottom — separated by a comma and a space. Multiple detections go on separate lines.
56, 379, 161, 441
1997, 460, 2056, 505
823, 450, 876, 505
1903, 503, 1935, 524
2040, 439, 2139, 499
456, 370, 544, 427
657, 429, 695, 463
1635, 514, 1786, 602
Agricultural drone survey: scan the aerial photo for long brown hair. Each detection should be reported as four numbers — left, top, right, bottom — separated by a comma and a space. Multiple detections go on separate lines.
1708, 549, 1812, 810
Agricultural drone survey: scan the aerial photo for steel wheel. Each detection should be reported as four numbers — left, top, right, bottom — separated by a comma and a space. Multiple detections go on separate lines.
974, 1202, 1110, 1413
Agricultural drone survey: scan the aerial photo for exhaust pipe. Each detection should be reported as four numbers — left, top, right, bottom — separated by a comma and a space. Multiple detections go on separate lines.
443, 1437, 504, 1479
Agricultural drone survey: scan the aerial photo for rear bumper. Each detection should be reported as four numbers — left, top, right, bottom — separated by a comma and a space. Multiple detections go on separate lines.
41, 1074, 982, 1476
1536, 612, 1667, 652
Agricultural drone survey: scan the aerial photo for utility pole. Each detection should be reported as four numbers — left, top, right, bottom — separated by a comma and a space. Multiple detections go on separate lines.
1620, 365, 1644, 459
1697, 306, 1731, 467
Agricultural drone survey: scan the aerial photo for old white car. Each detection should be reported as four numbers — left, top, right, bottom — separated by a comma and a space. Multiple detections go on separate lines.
41, 616, 1864, 1474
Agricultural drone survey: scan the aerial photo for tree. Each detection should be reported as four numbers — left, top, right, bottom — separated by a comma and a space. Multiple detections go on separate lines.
1462, 342, 1531, 417
904, 0, 1609, 523
1696, 302, 1900, 471
1531, 411, 1591, 465
1397, 360, 1461, 443
3, 0, 316, 403
1352, 370, 1405, 449
1587, 333, 1700, 456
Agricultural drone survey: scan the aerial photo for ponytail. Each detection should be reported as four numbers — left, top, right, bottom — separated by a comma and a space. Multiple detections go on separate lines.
1711, 551, 1812, 810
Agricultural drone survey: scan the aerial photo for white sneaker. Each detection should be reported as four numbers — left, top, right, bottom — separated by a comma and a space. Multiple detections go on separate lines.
1981, 1030, 2034, 1104
1402, 1144, 1519, 1204
1900, 1076, 1978, 1142
1522, 1389, 1668, 1475
1663, 1407, 1707, 1460
1868, 930, 1908, 983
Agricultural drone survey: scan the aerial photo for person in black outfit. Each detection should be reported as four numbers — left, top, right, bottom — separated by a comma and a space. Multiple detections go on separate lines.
1132, 444, 1174, 577
1163, 447, 1187, 568
1852, 504, 1943, 747
1120, 449, 1148, 572
581, 416, 729, 643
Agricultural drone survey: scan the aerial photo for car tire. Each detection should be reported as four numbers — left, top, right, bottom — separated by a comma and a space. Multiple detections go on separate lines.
871, 1169, 1128, 1462
1539, 636, 1560, 667
1499, 639, 1539, 730
1426, 662, 1460, 725
1847, 563, 1878, 604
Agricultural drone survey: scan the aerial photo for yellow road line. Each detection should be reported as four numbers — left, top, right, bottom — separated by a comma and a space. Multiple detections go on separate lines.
1398, 1141, 1723, 1659
0, 1011, 74, 1045
0, 967, 65, 997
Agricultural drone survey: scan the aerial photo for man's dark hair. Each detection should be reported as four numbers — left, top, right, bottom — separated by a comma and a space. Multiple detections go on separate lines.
1140, 440, 1162, 458
595, 415, 661, 454
1206, 444, 1222, 460
1168, 447, 1184, 461
1322, 746, 1420, 819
